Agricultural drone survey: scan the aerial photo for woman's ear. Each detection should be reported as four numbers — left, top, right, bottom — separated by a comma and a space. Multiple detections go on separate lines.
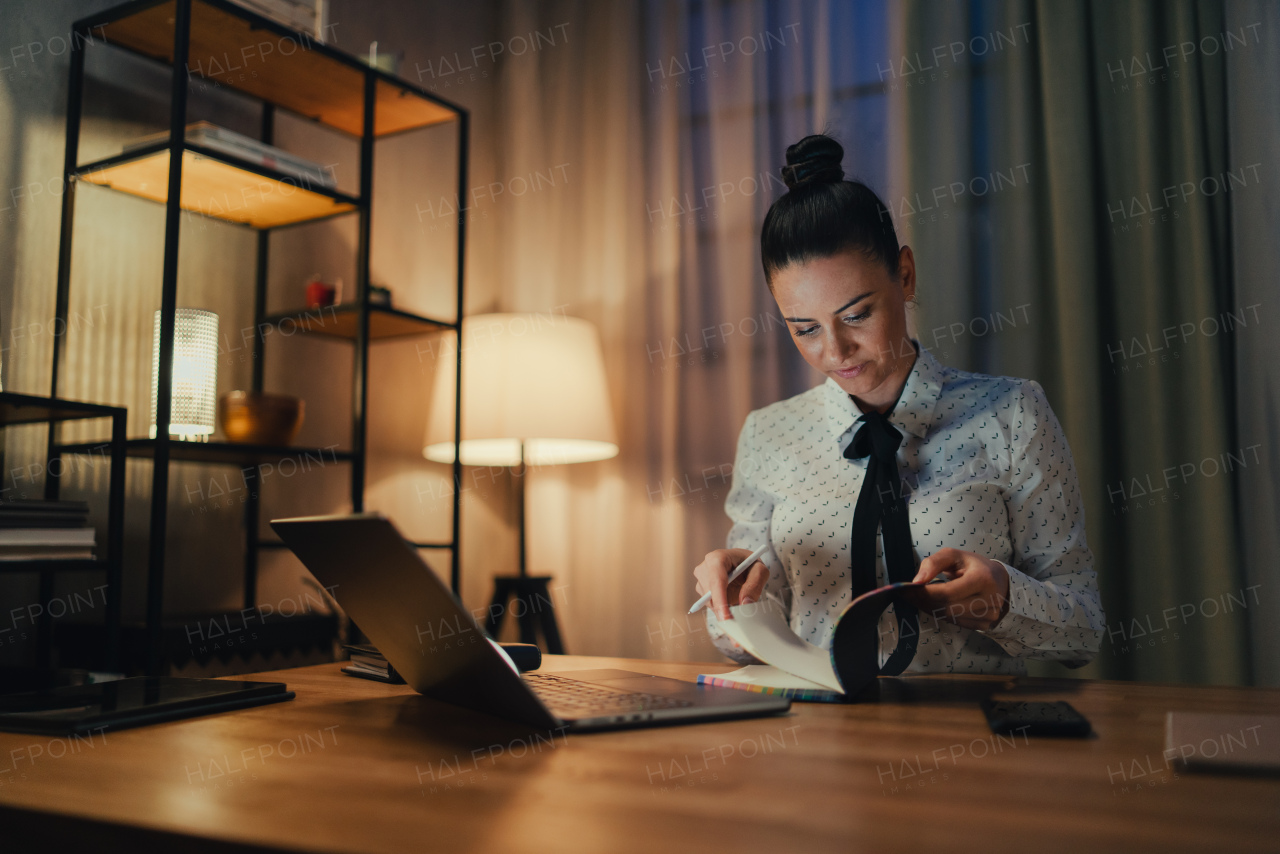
898, 245, 917, 302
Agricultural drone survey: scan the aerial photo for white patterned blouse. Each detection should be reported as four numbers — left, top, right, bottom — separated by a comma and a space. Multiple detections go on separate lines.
707, 341, 1105, 674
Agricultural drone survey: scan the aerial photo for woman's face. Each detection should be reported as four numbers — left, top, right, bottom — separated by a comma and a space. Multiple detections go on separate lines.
771, 246, 917, 412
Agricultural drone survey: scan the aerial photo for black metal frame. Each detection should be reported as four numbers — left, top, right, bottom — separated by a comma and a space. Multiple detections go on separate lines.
260, 303, 457, 337
50, 0, 469, 675
1, 392, 126, 670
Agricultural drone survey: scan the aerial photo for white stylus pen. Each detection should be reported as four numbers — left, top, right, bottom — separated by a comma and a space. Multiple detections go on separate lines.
688, 543, 770, 615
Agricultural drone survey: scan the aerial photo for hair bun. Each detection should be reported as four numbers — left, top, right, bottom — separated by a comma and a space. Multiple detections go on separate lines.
781, 134, 845, 190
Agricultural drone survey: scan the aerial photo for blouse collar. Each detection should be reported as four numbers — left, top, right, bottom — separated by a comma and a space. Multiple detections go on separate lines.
821, 340, 944, 445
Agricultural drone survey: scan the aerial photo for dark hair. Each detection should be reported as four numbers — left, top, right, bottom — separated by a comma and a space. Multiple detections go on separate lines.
761, 134, 900, 287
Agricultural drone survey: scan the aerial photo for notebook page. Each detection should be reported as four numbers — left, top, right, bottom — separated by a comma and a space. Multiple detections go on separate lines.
707, 665, 836, 692
718, 599, 843, 692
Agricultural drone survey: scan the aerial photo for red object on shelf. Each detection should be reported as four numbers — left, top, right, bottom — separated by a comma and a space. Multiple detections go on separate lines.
306, 278, 338, 309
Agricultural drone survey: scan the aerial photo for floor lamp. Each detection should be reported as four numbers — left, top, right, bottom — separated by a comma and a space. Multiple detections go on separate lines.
423, 313, 618, 653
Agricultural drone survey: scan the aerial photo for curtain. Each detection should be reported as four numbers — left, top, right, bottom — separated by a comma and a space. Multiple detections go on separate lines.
488, 0, 1272, 683
1225, 0, 1280, 687
893, 0, 1270, 682
484, 0, 855, 659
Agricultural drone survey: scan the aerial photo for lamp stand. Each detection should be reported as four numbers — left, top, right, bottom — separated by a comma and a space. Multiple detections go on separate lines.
484, 442, 566, 653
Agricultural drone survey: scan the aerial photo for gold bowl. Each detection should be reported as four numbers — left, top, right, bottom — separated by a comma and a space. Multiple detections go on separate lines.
218, 392, 304, 445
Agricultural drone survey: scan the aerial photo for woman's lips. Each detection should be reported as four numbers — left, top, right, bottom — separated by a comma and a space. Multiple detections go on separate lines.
834, 363, 864, 379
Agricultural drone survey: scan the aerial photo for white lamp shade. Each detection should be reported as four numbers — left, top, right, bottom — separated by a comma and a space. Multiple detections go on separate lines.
150, 308, 219, 439
423, 313, 618, 466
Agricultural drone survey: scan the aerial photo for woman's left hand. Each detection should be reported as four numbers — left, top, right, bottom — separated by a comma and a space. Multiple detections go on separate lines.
903, 547, 1010, 631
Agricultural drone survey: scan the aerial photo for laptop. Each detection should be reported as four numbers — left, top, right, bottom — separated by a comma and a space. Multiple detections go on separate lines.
270, 513, 790, 731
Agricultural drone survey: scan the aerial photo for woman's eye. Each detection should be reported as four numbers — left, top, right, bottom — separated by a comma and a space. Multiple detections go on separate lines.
843, 311, 870, 324
795, 326, 819, 337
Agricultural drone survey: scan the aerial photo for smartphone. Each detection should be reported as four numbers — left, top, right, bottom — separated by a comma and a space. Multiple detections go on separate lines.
981, 699, 1092, 737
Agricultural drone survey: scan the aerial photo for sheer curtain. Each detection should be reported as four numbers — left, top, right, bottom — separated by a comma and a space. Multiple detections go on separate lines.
481, 0, 865, 659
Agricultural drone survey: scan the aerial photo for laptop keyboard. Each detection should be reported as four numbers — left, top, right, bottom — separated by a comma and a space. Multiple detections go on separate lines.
524, 673, 694, 719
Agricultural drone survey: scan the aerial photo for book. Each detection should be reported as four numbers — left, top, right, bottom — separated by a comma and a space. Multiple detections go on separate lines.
0, 528, 96, 547
0, 548, 95, 562
227, 0, 328, 40
0, 499, 90, 528
1165, 712, 1280, 775
0, 514, 91, 529
0, 499, 89, 513
342, 643, 381, 657
697, 581, 931, 702
123, 121, 337, 189
340, 644, 404, 684
349, 652, 386, 670
699, 665, 845, 703
339, 641, 543, 685
341, 663, 405, 684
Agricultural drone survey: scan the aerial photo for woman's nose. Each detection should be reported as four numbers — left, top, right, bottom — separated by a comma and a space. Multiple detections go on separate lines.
825, 328, 854, 360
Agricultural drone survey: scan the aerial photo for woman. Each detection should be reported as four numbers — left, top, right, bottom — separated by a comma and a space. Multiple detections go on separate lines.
692, 134, 1104, 675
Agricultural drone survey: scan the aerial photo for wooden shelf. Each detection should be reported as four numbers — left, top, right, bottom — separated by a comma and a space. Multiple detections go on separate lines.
93, 0, 460, 137
263, 303, 455, 340
77, 144, 358, 229
0, 558, 106, 574
54, 439, 356, 466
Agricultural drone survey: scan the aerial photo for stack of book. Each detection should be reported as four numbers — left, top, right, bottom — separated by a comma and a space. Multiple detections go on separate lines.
124, 121, 338, 190
0, 500, 96, 562
341, 644, 405, 684
340, 642, 542, 684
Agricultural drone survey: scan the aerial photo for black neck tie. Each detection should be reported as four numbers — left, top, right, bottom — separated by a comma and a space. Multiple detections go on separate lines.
843, 409, 919, 676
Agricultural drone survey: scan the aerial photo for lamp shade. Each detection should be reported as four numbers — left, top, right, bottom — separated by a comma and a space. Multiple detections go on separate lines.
423, 313, 618, 466
150, 308, 219, 440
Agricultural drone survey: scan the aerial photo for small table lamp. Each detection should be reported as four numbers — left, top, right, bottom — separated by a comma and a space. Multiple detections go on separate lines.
423, 312, 618, 653
150, 308, 219, 441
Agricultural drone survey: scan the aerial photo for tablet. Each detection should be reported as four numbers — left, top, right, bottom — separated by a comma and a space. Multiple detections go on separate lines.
0, 677, 295, 735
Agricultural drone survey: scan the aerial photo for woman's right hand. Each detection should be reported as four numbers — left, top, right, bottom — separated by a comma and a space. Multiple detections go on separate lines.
692, 548, 771, 621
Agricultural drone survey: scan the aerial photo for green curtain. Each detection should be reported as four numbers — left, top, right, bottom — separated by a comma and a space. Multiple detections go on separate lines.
1224, 0, 1280, 688
896, 0, 1251, 683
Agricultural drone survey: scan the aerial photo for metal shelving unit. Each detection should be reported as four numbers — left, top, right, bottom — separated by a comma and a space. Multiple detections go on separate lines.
0, 392, 126, 670
49, 0, 468, 675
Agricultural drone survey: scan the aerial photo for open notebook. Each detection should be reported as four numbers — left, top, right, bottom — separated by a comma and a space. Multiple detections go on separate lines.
697, 582, 929, 702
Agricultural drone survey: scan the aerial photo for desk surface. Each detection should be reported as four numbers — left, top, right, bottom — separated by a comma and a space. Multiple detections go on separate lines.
1, 656, 1278, 853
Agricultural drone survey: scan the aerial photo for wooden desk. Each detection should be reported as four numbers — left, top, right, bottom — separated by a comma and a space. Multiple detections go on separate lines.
1, 656, 1278, 853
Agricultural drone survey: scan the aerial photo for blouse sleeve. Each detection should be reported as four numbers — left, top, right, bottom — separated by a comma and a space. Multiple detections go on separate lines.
705, 411, 793, 663
980, 380, 1106, 666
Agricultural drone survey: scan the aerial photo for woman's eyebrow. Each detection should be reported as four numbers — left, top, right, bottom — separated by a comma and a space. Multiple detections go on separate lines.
784, 291, 873, 323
